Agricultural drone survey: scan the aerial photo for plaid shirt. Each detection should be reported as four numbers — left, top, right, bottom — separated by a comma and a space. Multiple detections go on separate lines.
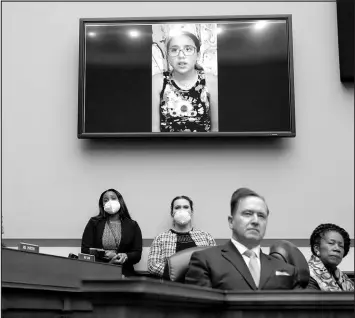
147, 228, 216, 277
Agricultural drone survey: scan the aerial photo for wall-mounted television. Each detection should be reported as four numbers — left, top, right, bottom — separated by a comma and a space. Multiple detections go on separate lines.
78, 15, 295, 138
336, 0, 354, 83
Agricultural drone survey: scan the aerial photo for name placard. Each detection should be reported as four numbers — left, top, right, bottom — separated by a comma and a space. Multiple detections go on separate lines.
78, 253, 95, 262
18, 242, 39, 253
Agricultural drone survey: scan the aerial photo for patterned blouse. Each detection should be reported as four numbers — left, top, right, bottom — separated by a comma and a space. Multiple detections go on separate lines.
102, 220, 121, 254
159, 70, 211, 132
147, 228, 216, 277
308, 254, 354, 291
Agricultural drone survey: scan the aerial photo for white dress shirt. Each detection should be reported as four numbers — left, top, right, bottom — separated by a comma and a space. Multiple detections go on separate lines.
230, 238, 261, 270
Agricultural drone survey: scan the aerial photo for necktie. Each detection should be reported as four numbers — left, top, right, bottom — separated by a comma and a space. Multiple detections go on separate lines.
244, 249, 260, 287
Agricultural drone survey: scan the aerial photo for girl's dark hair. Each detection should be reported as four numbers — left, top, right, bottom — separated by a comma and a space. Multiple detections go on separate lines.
170, 195, 194, 216
166, 31, 203, 71
97, 188, 132, 220
166, 31, 201, 53
310, 223, 351, 257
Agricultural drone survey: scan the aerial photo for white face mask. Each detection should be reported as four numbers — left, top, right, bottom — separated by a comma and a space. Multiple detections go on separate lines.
173, 210, 191, 225
104, 200, 121, 215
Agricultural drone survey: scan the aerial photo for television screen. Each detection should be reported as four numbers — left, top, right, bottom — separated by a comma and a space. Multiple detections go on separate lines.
78, 15, 295, 138
336, 0, 354, 83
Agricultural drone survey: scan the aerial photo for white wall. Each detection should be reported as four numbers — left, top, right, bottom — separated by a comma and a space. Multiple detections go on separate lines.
2, 2, 354, 270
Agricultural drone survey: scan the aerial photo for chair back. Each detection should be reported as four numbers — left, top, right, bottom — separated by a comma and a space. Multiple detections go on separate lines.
269, 240, 310, 288
167, 246, 211, 282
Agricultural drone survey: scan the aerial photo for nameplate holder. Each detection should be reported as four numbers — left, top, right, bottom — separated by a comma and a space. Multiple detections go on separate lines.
78, 253, 95, 262
18, 242, 39, 253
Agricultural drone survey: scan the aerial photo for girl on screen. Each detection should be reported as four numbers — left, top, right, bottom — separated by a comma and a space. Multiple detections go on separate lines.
152, 31, 218, 132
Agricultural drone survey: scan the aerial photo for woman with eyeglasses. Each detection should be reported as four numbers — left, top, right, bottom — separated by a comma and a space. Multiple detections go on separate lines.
152, 31, 218, 132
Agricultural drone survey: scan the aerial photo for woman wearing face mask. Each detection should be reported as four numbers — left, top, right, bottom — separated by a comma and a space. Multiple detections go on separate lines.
152, 31, 218, 132
81, 189, 142, 277
307, 223, 354, 291
147, 195, 216, 278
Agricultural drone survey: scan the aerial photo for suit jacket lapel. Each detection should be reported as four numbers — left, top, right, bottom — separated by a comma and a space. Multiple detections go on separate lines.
259, 251, 274, 289
221, 241, 257, 290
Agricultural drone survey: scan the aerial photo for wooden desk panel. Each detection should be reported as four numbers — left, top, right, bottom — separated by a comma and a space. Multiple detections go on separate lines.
2, 248, 354, 318
4, 278, 353, 318
2, 247, 122, 290
81, 278, 354, 318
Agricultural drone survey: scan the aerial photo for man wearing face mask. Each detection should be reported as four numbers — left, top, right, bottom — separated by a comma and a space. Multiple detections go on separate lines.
81, 189, 143, 277
147, 195, 216, 279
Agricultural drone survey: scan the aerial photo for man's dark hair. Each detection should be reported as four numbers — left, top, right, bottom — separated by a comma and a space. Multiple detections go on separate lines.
310, 223, 351, 257
230, 187, 269, 215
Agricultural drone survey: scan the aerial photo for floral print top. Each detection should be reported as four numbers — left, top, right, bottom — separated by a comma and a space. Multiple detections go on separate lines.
308, 254, 354, 291
159, 70, 211, 132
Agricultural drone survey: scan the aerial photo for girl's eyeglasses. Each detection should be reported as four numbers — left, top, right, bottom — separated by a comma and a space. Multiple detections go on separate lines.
168, 45, 197, 57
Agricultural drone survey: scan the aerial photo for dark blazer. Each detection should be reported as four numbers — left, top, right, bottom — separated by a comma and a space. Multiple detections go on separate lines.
81, 216, 142, 276
185, 241, 300, 290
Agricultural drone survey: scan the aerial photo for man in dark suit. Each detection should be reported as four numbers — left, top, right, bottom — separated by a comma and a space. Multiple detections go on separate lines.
185, 188, 300, 290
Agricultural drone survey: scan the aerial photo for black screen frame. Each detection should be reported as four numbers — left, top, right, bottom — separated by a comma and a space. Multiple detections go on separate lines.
336, 0, 354, 83
78, 15, 296, 139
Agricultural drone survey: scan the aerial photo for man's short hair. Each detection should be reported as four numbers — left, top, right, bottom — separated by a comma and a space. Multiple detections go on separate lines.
230, 187, 269, 215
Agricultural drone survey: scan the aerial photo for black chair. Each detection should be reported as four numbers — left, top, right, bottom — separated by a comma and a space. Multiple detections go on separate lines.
167, 246, 211, 282
269, 240, 310, 288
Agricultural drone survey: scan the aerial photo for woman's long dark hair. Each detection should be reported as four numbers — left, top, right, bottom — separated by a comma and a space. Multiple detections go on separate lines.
97, 188, 132, 220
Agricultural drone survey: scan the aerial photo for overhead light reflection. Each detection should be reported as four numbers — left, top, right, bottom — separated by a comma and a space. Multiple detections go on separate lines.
254, 21, 268, 30
169, 29, 183, 37
129, 30, 140, 38
87, 32, 96, 37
